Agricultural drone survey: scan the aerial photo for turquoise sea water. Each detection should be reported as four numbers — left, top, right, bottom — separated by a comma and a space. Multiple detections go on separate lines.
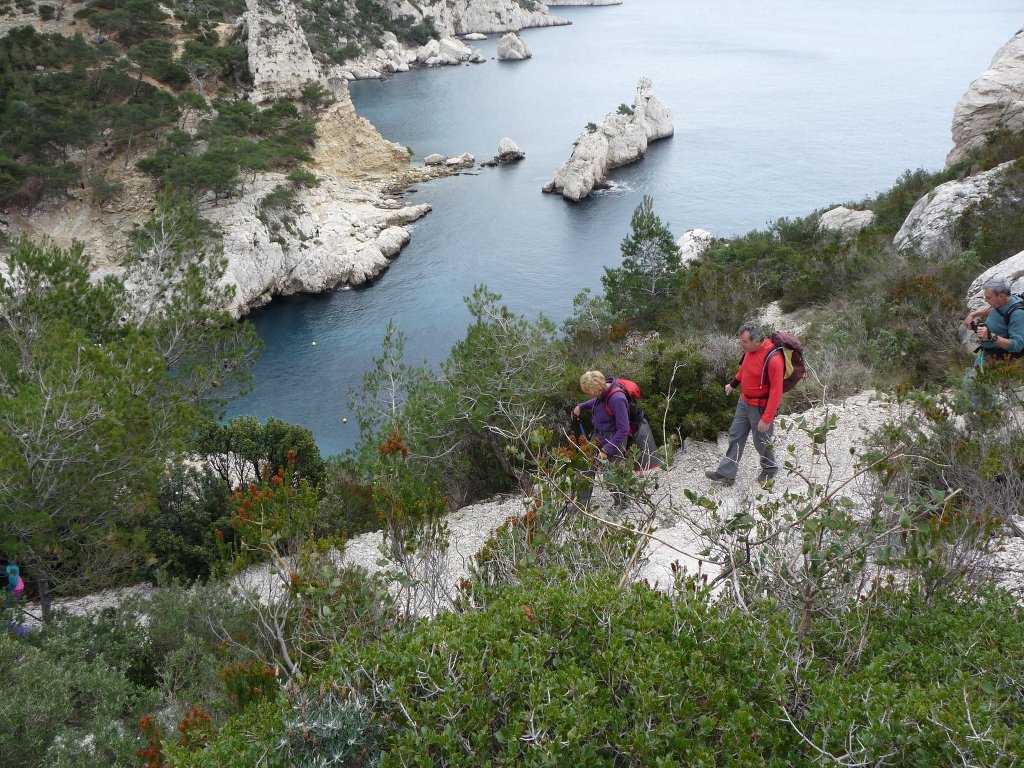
227, 0, 1024, 454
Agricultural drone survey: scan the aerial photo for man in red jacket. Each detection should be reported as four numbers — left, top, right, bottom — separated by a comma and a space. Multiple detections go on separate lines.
705, 321, 783, 487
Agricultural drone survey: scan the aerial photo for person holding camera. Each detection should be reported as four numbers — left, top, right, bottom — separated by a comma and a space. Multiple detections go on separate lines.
965, 276, 1024, 370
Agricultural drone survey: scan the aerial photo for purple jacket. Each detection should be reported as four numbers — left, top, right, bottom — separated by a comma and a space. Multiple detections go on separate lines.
578, 377, 630, 457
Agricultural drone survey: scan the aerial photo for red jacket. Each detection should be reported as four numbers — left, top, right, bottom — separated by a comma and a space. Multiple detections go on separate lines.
734, 339, 784, 422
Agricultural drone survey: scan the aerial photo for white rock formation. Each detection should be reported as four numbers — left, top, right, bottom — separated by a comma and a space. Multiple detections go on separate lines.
496, 137, 525, 163
543, 78, 674, 201
947, 26, 1024, 167
893, 161, 1019, 259
497, 32, 532, 61
547, 0, 621, 5
445, 152, 476, 167
244, 0, 323, 105
676, 228, 715, 263
469, 49, 486, 64
966, 249, 1024, 313
417, 0, 570, 35
424, 153, 446, 165
817, 206, 875, 236
463, 32, 488, 41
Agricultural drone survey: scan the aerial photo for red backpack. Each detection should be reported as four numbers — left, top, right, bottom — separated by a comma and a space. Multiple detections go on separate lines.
760, 331, 805, 393
602, 378, 645, 434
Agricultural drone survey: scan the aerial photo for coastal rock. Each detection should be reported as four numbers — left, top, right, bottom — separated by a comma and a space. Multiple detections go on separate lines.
676, 229, 715, 263
893, 161, 1018, 259
420, 0, 569, 35
818, 206, 874, 235
547, 0, 622, 5
496, 137, 525, 164
244, 0, 323, 105
497, 32, 532, 61
469, 49, 486, 64
463, 32, 488, 41
967, 248, 1024, 312
543, 78, 674, 201
445, 152, 476, 167
947, 26, 1024, 167
424, 153, 447, 165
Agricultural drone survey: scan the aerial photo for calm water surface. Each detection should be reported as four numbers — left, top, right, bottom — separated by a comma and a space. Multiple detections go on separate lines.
228, 0, 1024, 454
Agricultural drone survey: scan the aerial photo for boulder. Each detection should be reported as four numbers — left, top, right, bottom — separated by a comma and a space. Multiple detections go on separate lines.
496, 137, 525, 164
498, 32, 532, 61
463, 32, 488, 41
445, 152, 476, 167
424, 153, 446, 165
966, 248, 1024, 313
818, 206, 874, 236
439, 36, 472, 60
676, 229, 715, 263
893, 161, 1019, 259
543, 78, 674, 201
947, 26, 1024, 167
469, 49, 486, 64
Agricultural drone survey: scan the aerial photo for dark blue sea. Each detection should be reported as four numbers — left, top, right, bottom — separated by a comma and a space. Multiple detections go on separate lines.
227, 0, 1024, 454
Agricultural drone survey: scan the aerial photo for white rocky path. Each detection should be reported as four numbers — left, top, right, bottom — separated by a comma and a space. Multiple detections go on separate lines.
32, 391, 1024, 624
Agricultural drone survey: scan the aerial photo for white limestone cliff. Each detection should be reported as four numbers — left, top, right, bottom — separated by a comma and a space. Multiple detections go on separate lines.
547, 0, 622, 5
947, 26, 1024, 167
893, 161, 1019, 260
244, 0, 323, 105
414, 0, 570, 35
497, 32, 532, 61
543, 78, 674, 201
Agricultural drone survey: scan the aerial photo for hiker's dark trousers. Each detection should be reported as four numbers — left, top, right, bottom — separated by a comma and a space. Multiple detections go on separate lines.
715, 398, 777, 480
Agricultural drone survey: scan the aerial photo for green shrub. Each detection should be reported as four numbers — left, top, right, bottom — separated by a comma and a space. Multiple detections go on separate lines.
145, 464, 233, 583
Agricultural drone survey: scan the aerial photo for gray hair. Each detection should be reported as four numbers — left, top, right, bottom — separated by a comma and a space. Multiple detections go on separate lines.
738, 321, 765, 343
984, 276, 1013, 296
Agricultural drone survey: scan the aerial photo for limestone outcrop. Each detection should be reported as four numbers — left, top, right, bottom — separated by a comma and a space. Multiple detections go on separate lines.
244, 0, 322, 105
497, 137, 525, 164
417, 0, 570, 35
547, 1, 621, 5
947, 26, 1024, 167
463, 33, 488, 41
498, 32, 532, 61
543, 78, 674, 201
966, 249, 1024, 313
893, 161, 1019, 259
676, 229, 715, 263
818, 206, 874, 236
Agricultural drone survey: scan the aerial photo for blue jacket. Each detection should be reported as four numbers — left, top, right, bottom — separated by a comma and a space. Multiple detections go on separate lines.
577, 377, 630, 457
983, 295, 1024, 357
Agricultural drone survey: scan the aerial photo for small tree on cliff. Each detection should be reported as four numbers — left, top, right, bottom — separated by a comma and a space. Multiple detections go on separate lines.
601, 195, 681, 324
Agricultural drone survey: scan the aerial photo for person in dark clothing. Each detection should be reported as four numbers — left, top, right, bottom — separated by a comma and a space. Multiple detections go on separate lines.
572, 370, 632, 508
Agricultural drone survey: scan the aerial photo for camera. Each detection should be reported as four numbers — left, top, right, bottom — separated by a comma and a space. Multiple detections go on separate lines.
972, 317, 987, 333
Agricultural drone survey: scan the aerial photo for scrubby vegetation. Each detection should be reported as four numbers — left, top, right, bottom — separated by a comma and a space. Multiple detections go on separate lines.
3, 1, 1024, 759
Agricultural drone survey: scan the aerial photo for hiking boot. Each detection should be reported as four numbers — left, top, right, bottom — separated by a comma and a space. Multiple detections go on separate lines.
704, 470, 734, 487
757, 471, 777, 489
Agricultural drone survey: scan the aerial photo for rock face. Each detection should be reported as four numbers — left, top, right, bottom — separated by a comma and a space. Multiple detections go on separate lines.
966, 249, 1024, 313
463, 32, 488, 41
893, 161, 1019, 259
546, 0, 621, 5
245, 0, 323, 105
497, 32, 532, 61
418, 0, 570, 35
947, 26, 1024, 167
818, 206, 874, 236
496, 137, 525, 164
676, 229, 715, 263
543, 78, 674, 201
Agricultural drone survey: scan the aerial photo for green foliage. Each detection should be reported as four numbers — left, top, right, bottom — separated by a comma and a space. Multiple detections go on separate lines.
869, 167, 954, 237
317, 457, 381, 538
636, 340, 735, 441
616, 102, 634, 116
0, 628, 159, 767
331, 574, 796, 766
145, 465, 233, 583
585, 121, 598, 133
196, 415, 325, 490
281, 687, 381, 767
601, 195, 681, 324
956, 160, 1024, 267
